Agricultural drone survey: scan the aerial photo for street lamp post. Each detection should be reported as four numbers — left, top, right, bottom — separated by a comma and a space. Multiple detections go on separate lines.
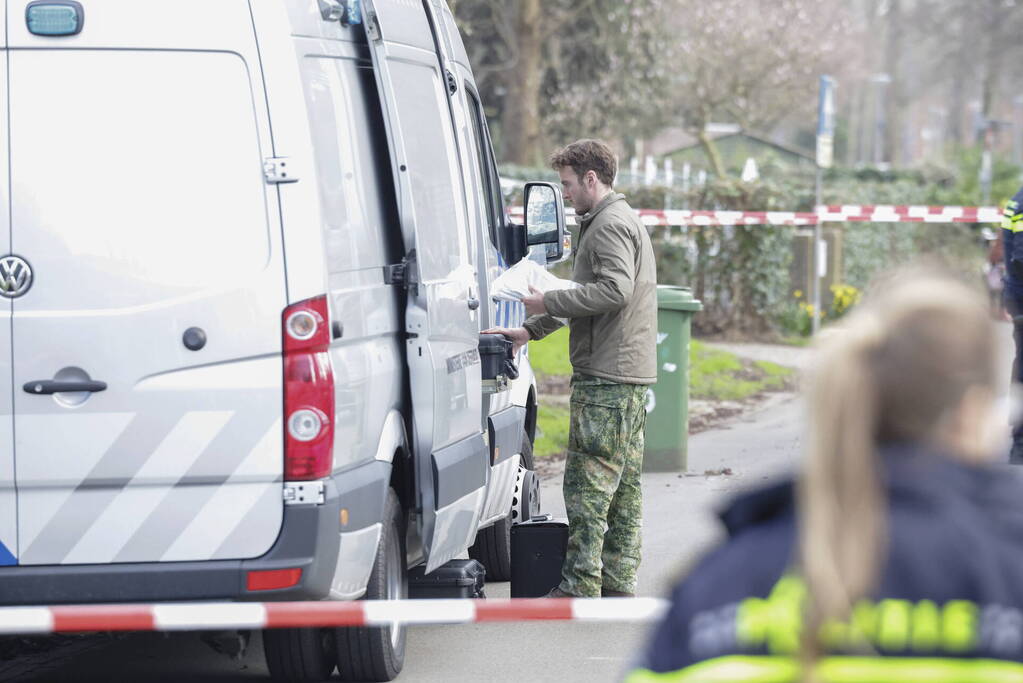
814, 76, 837, 336
871, 73, 892, 168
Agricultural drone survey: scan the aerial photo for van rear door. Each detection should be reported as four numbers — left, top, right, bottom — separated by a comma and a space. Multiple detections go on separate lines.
8, 0, 287, 566
0, 13, 15, 567
361, 0, 489, 571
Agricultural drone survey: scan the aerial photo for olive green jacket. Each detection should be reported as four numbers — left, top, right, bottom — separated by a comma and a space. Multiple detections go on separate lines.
523, 192, 657, 385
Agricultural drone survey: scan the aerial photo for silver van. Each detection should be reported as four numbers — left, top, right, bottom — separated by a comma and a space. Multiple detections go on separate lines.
0, 0, 568, 680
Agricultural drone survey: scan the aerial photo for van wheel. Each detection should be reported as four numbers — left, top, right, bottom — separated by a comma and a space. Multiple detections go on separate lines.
468, 430, 536, 582
264, 627, 337, 682
336, 489, 406, 682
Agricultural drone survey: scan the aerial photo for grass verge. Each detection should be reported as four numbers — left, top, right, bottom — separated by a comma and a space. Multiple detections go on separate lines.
528, 333, 795, 458
528, 327, 572, 377
688, 341, 795, 400
535, 403, 571, 459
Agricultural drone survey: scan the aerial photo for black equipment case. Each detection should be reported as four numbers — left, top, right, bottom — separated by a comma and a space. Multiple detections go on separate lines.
478, 333, 519, 381
408, 559, 486, 599
510, 518, 569, 598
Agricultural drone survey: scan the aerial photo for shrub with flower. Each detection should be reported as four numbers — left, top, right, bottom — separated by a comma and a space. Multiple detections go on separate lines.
780, 284, 861, 337
829, 283, 861, 319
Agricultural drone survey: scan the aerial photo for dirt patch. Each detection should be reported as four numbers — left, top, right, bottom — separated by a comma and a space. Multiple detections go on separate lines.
687, 399, 749, 434
535, 451, 567, 480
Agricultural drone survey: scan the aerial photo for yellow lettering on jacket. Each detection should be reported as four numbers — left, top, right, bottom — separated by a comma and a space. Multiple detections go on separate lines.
733, 577, 980, 656
942, 601, 978, 653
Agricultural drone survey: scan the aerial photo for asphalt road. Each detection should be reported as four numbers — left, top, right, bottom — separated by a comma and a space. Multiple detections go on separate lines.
2, 392, 804, 683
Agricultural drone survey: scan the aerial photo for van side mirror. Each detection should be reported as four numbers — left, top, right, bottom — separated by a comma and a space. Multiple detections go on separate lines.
524, 182, 570, 264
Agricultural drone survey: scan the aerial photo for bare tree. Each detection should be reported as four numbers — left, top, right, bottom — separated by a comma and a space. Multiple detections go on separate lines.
450, 0, 670, 165
661, 0, 855, 175
450, 0, 1023, 171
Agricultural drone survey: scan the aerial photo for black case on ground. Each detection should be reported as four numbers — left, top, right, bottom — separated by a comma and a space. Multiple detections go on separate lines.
408, 559, 486, 599
510, 519, 568, 598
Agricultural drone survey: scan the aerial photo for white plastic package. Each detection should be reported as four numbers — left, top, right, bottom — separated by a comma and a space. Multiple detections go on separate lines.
491, 258, 579, 325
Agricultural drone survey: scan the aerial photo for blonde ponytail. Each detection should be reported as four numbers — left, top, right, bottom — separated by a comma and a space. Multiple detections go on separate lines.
799, 317, 886, 660
797, 271, 996, 674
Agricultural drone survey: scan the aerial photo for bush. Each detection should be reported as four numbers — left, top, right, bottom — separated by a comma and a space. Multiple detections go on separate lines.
504, 147, 1003, 338
647, 177, 805, 337
777, 290, 818, 338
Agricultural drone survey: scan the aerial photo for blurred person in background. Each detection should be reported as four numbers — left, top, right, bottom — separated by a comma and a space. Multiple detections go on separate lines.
1002, 189, 1023, 462
983, 227, 1004, 319
626, 270, 1023, 682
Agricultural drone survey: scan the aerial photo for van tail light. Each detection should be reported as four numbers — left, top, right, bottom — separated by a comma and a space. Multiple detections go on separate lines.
283, 296, 335, 481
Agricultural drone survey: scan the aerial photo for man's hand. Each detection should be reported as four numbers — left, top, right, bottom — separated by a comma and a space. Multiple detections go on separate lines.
522, 286, 547, 317
482, 326, 530, 354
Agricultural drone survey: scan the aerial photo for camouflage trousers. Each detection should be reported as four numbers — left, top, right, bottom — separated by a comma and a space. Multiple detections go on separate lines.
559, 374, 648, 597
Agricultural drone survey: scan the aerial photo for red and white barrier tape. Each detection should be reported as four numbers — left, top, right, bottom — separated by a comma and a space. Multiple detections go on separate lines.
509, 205, 1002, 226
508, 207, 815, 226
816, 205, 1002, 224
0, 598, 670, 635
638, 210, 816, 227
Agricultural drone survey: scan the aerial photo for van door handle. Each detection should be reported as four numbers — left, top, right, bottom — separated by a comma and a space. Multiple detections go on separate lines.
467, 297, 480, 311
24, 380, 107, 395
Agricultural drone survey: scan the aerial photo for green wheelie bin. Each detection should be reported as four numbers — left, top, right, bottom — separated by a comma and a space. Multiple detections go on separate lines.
643, 286, 703, 472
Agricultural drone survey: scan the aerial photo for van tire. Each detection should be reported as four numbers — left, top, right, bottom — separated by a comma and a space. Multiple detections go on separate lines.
468, 430, 535, 582
335, 489, 406, 682
263, 627, 337, 682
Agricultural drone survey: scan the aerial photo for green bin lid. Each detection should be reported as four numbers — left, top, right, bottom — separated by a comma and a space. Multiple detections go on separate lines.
656, 285, 703, 312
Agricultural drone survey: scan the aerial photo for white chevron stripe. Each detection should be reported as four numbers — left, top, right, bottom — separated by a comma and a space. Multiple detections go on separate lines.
63, 411, 235, 564
16, 413, 134, 551
159, 419, 282, 562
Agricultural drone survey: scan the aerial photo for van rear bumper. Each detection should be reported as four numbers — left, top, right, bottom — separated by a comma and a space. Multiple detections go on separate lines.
0, 461, 392, 607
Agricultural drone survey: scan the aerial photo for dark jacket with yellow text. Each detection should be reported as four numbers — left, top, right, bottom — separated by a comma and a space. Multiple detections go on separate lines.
628, 448, 1023, 682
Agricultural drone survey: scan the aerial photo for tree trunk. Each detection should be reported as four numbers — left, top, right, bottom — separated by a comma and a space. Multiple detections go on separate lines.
883, 0, 903, 166
501, 0, 543, 165
697, 129, 727, 178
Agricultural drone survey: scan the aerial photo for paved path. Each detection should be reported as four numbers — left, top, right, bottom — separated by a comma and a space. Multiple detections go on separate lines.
708, 341, 814, 371
712, 321, 1014, 380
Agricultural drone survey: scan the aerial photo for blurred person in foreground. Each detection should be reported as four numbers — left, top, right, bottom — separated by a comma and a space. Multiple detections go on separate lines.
485, 139, 657, 598
627, 270, 1023, 682
1002, 189, 1023, 462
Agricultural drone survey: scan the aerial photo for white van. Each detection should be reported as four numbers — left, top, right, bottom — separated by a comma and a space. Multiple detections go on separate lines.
0, 0, 569, 680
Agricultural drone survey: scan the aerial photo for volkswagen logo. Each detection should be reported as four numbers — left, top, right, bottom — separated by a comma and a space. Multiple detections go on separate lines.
0, 256, 32, 299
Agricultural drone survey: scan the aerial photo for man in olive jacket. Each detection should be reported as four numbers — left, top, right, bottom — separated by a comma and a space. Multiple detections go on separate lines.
487, 139, 657, 598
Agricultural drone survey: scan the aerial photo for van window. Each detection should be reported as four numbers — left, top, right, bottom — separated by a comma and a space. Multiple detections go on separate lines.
9, 50, 269, 307
465, 90, 503, 248
384, 60, 469, 280
299, 56, 394, 274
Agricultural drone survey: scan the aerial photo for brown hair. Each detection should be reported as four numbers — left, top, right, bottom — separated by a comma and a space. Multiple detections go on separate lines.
549, 139, 617, 187
799, 269, 996, 671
